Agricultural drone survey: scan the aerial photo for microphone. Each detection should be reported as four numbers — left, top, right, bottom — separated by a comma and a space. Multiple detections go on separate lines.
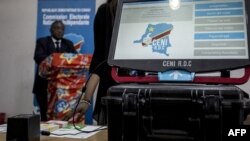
40, 130, 50, 136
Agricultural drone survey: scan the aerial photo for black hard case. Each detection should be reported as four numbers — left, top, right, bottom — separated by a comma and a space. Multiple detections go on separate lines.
102, 84, 250, 141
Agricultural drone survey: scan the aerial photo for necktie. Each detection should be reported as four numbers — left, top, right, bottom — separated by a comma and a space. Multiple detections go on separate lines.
55, 41, 60, 52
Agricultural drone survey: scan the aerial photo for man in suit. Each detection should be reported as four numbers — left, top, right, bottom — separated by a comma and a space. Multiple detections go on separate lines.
33, 20, 77, 121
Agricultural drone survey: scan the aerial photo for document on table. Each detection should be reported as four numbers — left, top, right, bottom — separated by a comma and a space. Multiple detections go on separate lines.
0, 124, 7, 132
50, 125, 106, 139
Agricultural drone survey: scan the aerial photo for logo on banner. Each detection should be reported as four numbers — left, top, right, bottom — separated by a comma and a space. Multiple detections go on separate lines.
134, 23, 173, 56
60, 53, 78, 64
64, 33, 85, 53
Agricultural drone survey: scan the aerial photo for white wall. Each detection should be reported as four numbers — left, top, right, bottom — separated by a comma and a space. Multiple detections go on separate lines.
96, 0, 106, 12
0, 0, 249, 120
0, 0, 37, 118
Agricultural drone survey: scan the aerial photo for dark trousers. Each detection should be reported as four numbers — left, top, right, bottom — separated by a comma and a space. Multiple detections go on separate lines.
35, 92, 48, 121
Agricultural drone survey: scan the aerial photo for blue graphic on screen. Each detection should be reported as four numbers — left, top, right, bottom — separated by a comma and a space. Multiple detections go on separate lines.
134, 23, 173, 56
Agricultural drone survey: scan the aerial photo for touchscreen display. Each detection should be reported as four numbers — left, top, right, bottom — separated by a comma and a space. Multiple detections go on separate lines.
114, 0, 248, 59
108, 0, 249, 72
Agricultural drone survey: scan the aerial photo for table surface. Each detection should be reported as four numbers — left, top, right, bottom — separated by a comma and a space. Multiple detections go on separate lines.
0, 130, 107, 141
1, 115, 249, 141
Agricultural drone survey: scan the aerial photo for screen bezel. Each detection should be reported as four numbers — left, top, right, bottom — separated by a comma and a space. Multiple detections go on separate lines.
108, 0, 250, 72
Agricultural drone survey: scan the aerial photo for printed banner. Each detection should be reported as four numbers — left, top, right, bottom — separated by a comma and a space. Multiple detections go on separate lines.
37, 0, 95, 54
36, 0, 95, 124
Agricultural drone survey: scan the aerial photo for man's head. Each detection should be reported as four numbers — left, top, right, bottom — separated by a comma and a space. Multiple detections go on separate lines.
50, 20, 65, 40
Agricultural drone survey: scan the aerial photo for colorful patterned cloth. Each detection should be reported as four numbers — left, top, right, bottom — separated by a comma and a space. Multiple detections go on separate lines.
39, 53, 92, 120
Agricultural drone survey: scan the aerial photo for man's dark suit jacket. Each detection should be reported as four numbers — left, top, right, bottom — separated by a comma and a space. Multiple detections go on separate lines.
32, 36, 76, 120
